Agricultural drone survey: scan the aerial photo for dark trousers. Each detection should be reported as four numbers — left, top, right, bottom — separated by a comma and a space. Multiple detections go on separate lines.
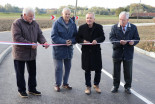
14, 60, 37, 92
85, 70, 101, 87
113, 59, 133, 89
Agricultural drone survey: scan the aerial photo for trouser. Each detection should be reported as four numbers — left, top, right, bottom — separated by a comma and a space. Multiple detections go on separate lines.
113, 59, 133, 89
14, 60, 37, 92
85, 70, 101, 87
53, 59, 71, 86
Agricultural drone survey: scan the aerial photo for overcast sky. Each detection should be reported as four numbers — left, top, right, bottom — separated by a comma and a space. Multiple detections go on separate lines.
0, 0, 155, 9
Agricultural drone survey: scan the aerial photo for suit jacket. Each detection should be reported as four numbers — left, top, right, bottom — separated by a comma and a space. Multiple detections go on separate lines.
109, 23, 140, 60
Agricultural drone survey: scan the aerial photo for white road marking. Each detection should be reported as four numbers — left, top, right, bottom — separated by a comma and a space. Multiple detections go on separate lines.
76, 44, 154, 104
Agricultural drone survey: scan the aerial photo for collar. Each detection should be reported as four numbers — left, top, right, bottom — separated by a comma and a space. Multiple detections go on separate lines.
58, 17, 73, 26
86, 22, 96, 28
21, 15, 33, 24
117, 22, 131, 28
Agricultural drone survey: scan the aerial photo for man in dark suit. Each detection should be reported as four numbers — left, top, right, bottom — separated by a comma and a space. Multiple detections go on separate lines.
109, 11, 140, 94
76, 12, 105, 95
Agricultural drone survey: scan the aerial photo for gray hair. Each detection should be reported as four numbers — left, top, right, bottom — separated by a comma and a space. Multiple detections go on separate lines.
62, 7, 71, 14
22, 7, 35, 16
86, 12, 95, 18
119, 11, 129, 19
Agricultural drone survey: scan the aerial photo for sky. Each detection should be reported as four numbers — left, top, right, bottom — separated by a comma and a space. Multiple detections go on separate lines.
0, 0, 155, 9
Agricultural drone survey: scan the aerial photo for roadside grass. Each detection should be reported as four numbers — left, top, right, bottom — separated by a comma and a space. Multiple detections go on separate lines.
137, 26, 155, 52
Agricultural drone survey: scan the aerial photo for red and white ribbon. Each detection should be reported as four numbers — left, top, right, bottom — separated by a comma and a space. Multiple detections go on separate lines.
0, 40, 154, 46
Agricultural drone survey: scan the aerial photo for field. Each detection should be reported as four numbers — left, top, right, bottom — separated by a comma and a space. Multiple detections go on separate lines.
0, 13, 154, 52
0, 12, 154, 30
137, 25, 155, 52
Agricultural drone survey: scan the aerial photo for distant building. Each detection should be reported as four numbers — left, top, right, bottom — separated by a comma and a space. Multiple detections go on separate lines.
130, 13, 155, 18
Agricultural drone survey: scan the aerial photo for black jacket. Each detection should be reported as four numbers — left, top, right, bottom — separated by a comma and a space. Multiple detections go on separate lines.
76, 23, 105, 71
109, 23, 140, 60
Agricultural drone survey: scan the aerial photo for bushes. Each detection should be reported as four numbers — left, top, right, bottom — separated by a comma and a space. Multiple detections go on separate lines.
129, 17, 153, 19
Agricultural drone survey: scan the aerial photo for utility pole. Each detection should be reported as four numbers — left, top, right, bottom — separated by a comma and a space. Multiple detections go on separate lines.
74, 0, 78, 25
137, 0, 141, 22
74, 0, 78, 17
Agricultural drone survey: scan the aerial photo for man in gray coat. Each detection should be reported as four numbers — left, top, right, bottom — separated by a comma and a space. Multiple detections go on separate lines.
109, 11, 140, 94
11, 7, 49, 98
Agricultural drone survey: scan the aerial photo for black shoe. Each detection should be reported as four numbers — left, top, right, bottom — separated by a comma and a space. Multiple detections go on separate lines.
18, 91, 28, 98
111, 87, 118, 93
28, 90, 41, 96
125, 88, 131, 94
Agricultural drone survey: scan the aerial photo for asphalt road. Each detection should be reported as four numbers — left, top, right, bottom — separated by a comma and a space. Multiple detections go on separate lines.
0, 31, 12, 54
0, 26, 155, 104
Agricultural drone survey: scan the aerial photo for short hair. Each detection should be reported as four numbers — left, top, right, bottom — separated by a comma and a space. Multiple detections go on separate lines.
119, 11, 129, 19
62, 7, 71, 14
86, 12, 95, 18
22, 7, 35, 16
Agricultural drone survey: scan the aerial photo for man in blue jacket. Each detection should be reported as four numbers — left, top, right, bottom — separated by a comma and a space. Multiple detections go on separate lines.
109, 11, 140, 94
51, 8, 77, 92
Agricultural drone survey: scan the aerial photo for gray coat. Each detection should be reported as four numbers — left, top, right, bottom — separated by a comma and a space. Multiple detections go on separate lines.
11, 17, 47, 61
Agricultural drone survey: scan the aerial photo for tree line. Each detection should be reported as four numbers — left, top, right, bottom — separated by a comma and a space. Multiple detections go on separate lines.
0, 4, 22, 13
0, 3, 155, 16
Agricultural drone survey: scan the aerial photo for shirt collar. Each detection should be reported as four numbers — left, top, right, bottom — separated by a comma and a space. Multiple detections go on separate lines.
117, 22, 131, 28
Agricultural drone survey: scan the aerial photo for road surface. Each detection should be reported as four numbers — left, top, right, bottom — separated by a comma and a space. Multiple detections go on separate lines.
0, 26, 154, 104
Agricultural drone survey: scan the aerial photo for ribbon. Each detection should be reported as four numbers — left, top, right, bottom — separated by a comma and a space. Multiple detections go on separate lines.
0, 40, 154, 46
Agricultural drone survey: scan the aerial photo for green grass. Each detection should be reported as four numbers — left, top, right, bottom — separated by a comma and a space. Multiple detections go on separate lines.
0, 12, 118, 20
0, 12, 56, 19
76, 15, 118, 20
0, 12, 21, 19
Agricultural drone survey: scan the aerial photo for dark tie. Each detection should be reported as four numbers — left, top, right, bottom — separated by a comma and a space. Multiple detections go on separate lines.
123, 26, 125, 32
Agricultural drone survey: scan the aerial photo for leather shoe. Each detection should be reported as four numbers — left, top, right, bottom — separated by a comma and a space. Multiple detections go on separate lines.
85, 87, 91, 95
111, 87, 118, 93
125, 88, 131, 94
62, 84, 72, 90
93, 85, 101, 93
54, 86, 60, 92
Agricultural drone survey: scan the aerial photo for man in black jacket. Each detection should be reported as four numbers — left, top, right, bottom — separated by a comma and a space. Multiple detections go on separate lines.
76, 12, 105, 95
109, 11, 140, 94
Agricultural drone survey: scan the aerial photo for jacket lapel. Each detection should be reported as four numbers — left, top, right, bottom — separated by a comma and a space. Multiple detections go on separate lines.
124, 23, 131, 36
117, 23, 131, 38
58, 17, 74, 34
91, 23, 96, 35
117, 25, 124, 38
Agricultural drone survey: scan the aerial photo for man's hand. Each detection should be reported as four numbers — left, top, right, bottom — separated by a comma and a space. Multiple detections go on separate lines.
66, 40, 72, 46
43, 42, 49, 49
32, 42, 37, 49
83, 40, 90, 43
129, 40, 134, 45
120, 40, 127, 45
92, 40, 97, 45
